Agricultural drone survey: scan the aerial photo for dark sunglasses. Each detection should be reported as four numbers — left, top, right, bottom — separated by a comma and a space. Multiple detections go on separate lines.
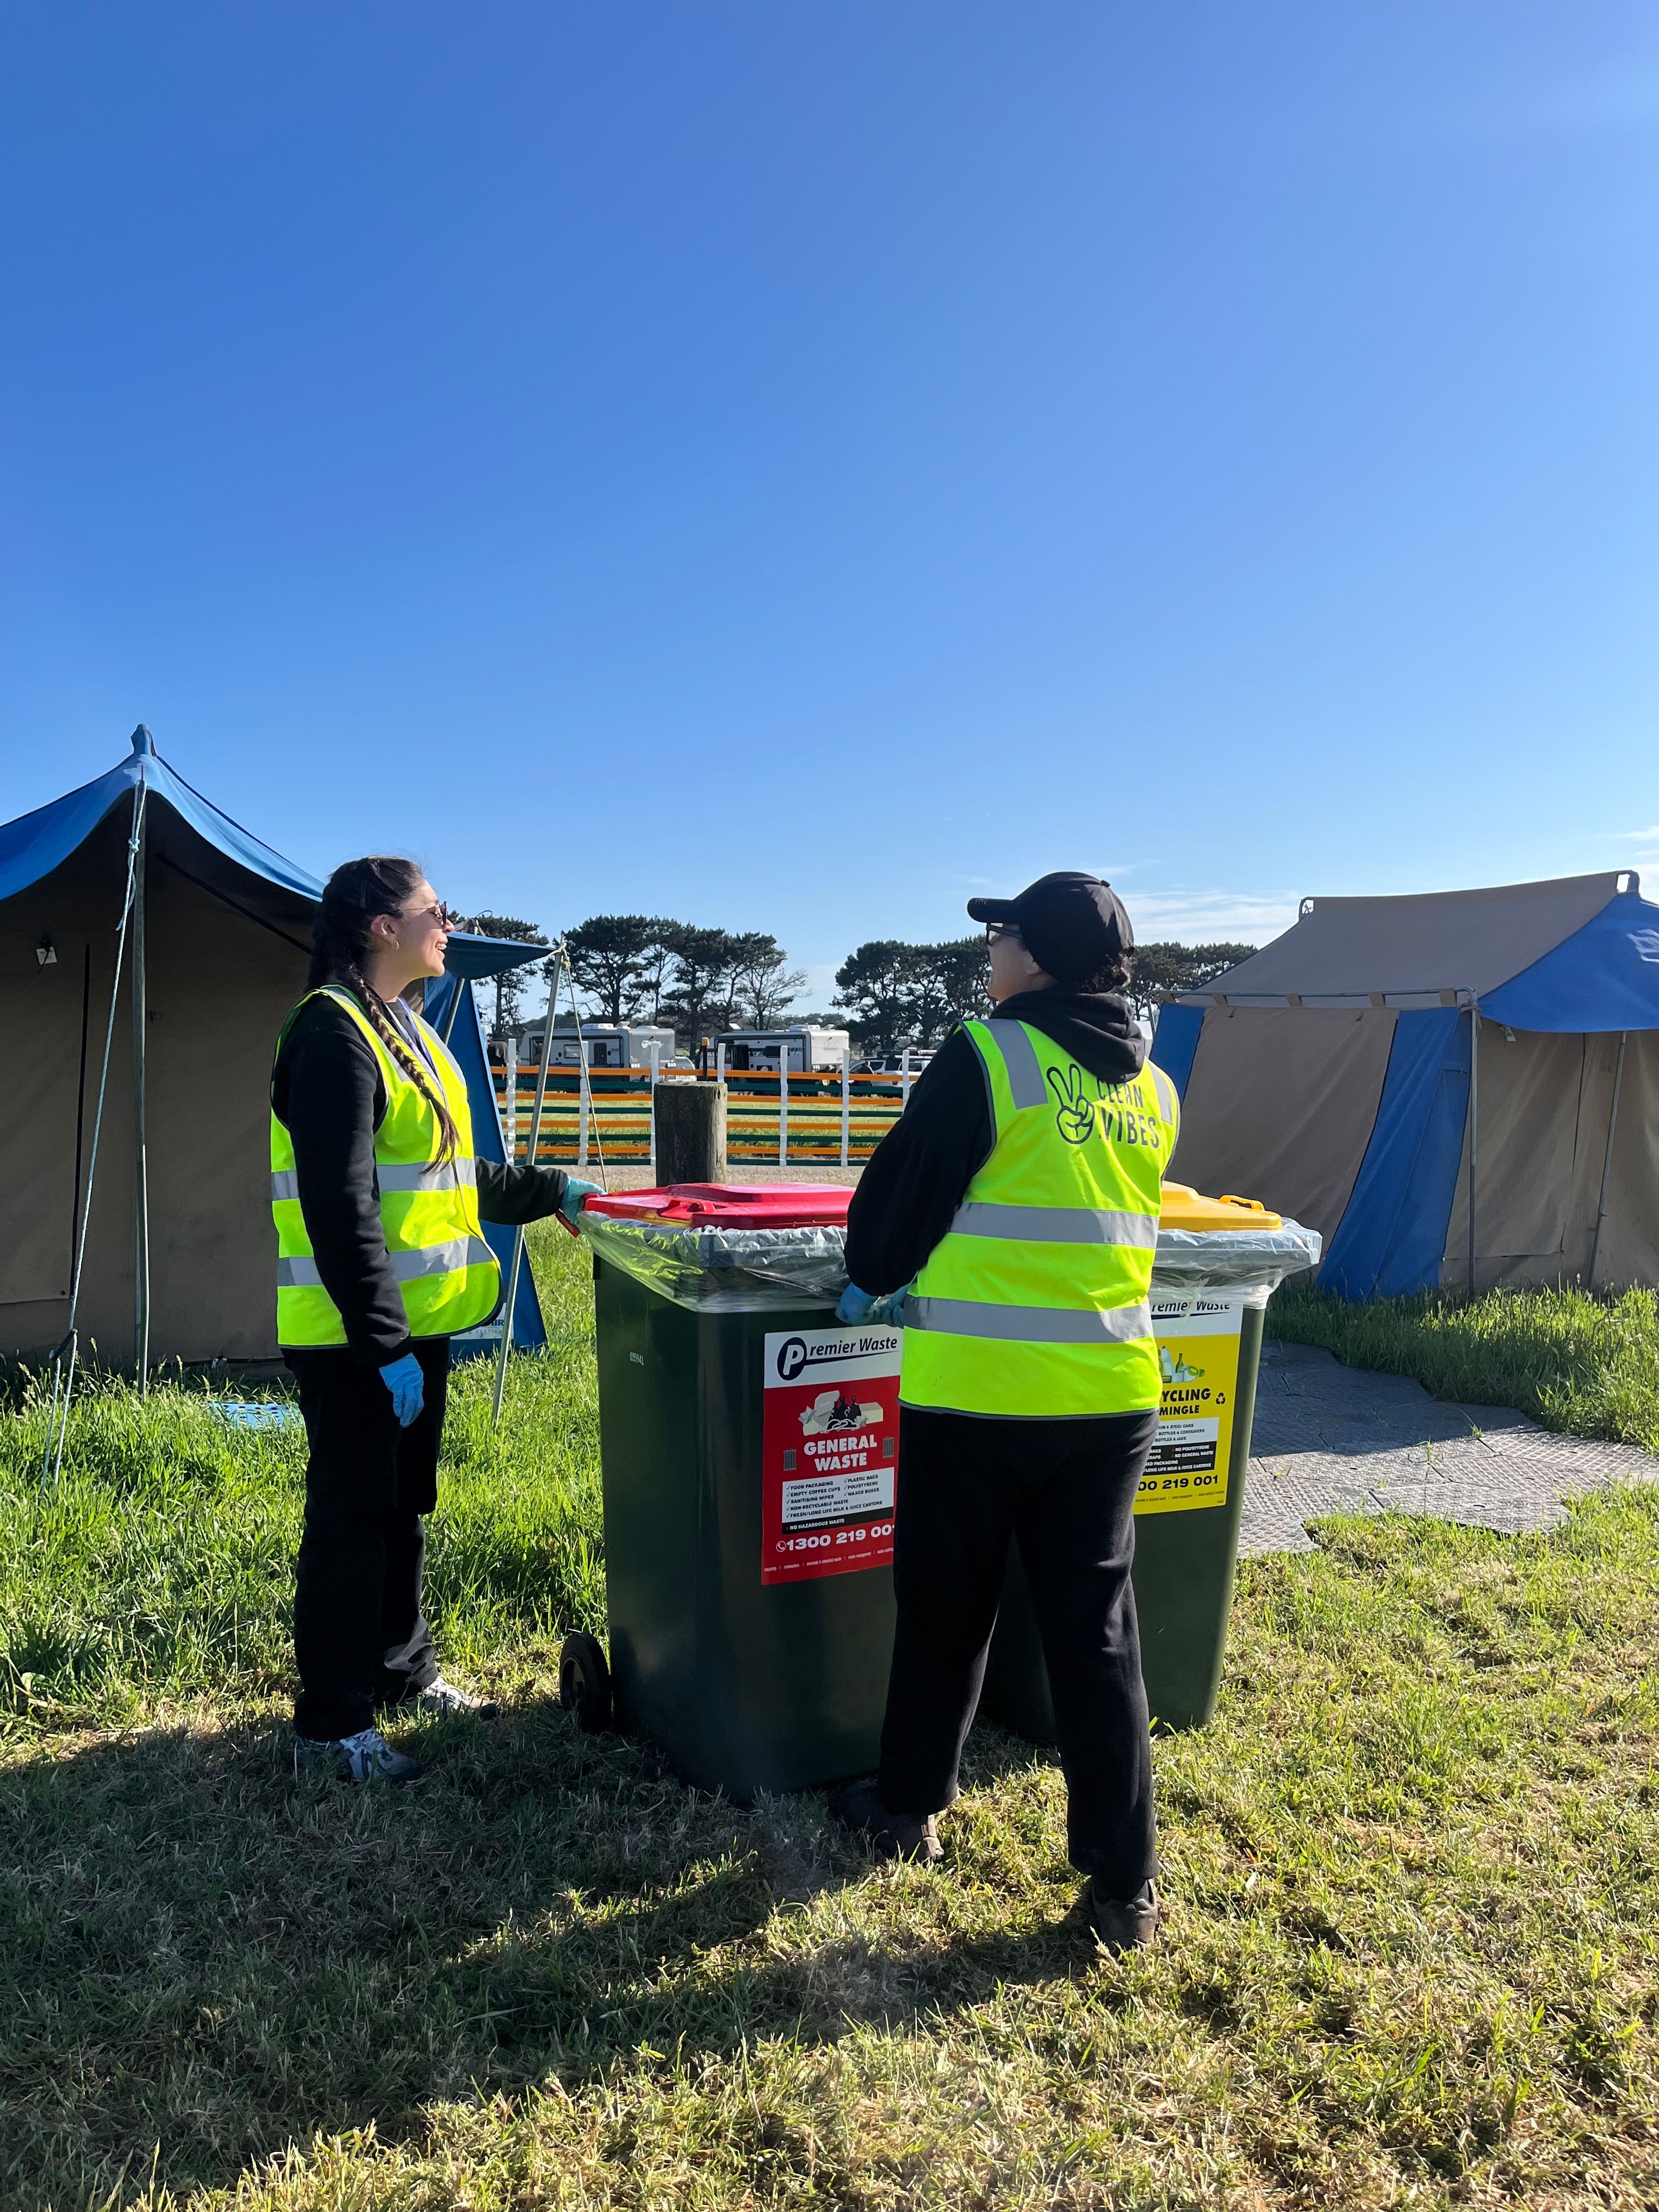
409, 899, 459, 930
985, 922, 1023, 945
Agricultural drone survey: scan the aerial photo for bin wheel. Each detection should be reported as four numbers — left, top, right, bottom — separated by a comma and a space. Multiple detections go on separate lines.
560, 1632, 613, 1734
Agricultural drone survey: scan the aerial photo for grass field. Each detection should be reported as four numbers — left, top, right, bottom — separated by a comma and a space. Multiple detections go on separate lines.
2, 1239, 1657, 2209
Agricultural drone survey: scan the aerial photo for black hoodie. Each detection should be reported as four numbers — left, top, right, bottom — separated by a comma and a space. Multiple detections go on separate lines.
842, 988, 1148, 1297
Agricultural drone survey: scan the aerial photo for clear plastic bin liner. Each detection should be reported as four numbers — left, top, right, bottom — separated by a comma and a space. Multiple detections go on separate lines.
578, 1215, 852, 1310
1144, 1221, 1323, 1309
579, 1209, 1322, 1314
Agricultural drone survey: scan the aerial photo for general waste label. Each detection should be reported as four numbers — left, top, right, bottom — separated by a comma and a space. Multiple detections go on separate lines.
1137, 1296, 1244, 1516
761, 1325, 901, 1583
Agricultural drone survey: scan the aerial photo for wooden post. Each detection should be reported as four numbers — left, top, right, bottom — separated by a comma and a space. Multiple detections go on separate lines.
654, 1080, 728, 1184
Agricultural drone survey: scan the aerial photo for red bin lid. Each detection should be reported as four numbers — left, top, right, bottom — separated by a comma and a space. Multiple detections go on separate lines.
582, 1182, 851, 1229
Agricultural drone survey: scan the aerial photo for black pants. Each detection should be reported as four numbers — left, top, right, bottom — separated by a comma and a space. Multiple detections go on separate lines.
287, 1338, 451, 1741
878, 1404, 1160, 1896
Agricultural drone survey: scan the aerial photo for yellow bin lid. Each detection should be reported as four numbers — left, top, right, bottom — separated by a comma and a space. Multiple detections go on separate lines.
1159, 1181, 1283, 1232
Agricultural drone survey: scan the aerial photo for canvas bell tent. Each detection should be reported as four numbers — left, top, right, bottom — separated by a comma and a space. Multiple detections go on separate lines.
1150, 872, 1659, 1300
0, 727, 548, 1370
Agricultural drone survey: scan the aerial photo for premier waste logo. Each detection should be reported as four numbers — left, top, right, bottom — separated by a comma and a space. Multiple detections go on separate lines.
773, 1331, 895, 1383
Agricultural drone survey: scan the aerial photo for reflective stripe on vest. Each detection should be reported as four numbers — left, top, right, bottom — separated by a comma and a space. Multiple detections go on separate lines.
276, 1235, 498, 1290
946, 1201, 1159, 1249
899, 1018, 1179, 1418
270, 987, 501, 1348
987, 1017, 1050, 1108
907, 1296, 1155, 1345
269, 1157, 479, 1204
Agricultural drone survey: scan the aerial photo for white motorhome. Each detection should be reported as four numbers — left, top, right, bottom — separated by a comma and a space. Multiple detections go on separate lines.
513, 1021, 677, 1071
715, 1025, 852, 1074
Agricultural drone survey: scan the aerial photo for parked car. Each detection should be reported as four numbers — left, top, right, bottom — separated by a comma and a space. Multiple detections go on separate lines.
853, 1050, 935, 1077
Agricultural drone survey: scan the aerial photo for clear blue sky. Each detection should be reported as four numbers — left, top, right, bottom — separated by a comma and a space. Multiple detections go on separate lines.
3, 3, 1656, 1006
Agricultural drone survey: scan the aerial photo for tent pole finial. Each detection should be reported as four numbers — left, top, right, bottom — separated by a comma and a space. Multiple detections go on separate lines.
129, 724, 156, 756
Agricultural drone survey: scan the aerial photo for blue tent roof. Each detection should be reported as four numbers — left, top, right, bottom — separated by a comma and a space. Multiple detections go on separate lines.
0, 727, 543, 981
1481, 890, 1659, 1033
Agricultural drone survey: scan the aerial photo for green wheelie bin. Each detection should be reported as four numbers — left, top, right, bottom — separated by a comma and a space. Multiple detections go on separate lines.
978, 1184, 1320, 1738
572, 1183, 901, 1801
569, 1180, 1319, 1796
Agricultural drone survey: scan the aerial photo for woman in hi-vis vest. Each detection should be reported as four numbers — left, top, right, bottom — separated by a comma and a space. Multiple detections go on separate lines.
271, 857, 599, 1784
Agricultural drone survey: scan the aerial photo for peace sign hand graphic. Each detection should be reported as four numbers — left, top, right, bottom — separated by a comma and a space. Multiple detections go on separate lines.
1047, 1063, 1096, 1146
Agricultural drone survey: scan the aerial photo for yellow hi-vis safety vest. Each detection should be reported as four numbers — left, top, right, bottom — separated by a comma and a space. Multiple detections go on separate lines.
900, 1018, 1179, 1418
270, 986, 501, 1349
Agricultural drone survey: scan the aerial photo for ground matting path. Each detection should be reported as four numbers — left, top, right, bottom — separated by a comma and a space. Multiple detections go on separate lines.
1241, 1338, 1655, 1555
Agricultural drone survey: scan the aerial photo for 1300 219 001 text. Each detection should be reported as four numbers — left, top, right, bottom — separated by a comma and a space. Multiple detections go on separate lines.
775, 1522, 895, 1554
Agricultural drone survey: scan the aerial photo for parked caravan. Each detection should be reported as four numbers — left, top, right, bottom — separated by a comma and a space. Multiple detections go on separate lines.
717, 1026, 851, 1073
515, 1021, 677, 1070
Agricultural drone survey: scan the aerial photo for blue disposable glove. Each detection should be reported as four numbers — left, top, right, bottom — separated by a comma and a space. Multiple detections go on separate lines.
835, 1282, 879, 1325
882, 1284, 911, 1329
559, 1176, 604, 1226
379, 1353, 425, 1428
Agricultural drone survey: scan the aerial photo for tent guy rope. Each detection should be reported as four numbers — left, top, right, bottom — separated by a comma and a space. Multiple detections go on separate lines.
41, 776, 149, 1484
491, 942, 567, 1427
486, 947, 613, 1425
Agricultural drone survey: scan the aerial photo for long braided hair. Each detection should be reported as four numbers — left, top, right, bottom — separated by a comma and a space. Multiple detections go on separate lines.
307, 856, 461, 1167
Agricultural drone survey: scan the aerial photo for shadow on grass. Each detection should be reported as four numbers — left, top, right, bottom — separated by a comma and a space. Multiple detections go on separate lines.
0, 1698, 1085, 2208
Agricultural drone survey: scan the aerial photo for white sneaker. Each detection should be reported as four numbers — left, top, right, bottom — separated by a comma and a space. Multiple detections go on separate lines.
295, 1726, 423, 1785
407, 1675, 499, 1719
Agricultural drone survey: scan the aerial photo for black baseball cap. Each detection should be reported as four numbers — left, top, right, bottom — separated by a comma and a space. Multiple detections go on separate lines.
966, 871, 1134, 985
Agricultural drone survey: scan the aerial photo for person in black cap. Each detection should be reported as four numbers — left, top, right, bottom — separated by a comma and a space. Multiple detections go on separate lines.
829, 871, 1179, 1952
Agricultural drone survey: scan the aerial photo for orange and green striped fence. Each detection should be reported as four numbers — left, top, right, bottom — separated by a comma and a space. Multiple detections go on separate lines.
491, 1066, 911, 1167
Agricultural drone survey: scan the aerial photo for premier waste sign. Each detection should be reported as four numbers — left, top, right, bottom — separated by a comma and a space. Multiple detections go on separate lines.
1138, 1295, 1244, 1514
761, 1325, 901, 1583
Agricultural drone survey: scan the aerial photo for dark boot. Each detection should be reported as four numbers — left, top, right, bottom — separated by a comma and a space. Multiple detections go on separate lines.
829, 1776, 943, 1864
1088, 1877, 1159, 1951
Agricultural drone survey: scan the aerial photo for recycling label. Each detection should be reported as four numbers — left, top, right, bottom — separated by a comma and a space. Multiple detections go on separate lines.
761, 1325, 901, 1583
1138, 1295, 1244, 1515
